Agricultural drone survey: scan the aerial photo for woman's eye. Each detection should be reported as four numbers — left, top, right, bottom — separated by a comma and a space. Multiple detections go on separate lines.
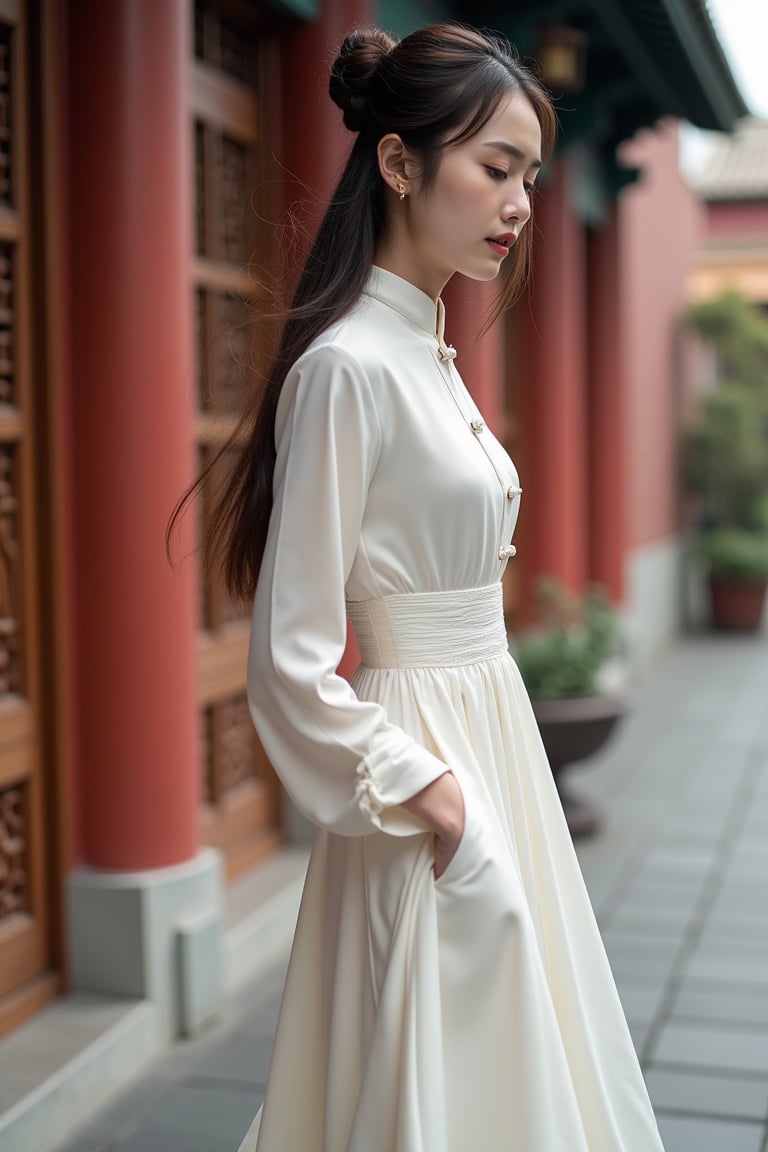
524, 182, 537, 198
485, 166, 507, 181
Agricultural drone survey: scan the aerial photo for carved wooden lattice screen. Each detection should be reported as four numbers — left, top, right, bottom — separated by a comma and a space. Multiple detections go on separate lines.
192, 0, 281, 876
0, 0, 51, 1032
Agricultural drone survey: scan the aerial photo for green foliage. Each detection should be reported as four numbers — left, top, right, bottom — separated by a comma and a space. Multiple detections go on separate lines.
685, 383, 768, 529
695, 528, 768, 580
514, 578, 617, 699
684, 291, 768, 576
687, 291, 768, 390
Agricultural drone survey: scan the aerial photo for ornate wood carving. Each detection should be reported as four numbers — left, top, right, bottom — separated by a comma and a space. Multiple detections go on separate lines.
0, 784, 27, 919
0, 244, 14, 405
201, 704, 213, 805
194, 0, 258, 85
0, 26, 12, 208
0, 0, 59, 1031
208, 694, 258, 804
217, 136, 249, 263
192, 1, 281, 874
0, 444, 19, 696
210, 291, 251, 413
194, 122, 206, 258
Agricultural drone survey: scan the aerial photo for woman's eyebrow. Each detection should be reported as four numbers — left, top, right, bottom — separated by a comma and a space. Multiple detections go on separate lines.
481, 140, 542, 169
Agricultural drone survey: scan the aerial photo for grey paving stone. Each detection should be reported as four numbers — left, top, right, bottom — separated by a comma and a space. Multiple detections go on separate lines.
619, 882, 705, 913
605, 947, 678, 982
602, 928, 683, 959
704, 912, 768, 940
655, 1113, 764, 1152
49, 1139, 109, 1152
650, 1021, 768, 1075
243, 997, 282, 1036
190, 1030, 273, 1086
114, 1132, 224, 1152
639, 851, 716, 878
710, 889, 768, 918
615, 980, 667, 1024
645, 1066, 768, 1121
628, 1018, 652, 1057
695, 930, 768, 957
65, 1071, 178, 1143
683, 954, 768, 988
605, 905, 697, 938
672, 985, 768, 1029
122, 1083, 261, 1147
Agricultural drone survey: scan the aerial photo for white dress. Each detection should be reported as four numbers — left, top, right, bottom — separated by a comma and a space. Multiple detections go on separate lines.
239, 267, 665, 1152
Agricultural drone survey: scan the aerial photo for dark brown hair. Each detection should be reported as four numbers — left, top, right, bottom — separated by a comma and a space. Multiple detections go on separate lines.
170, 23, 556, 599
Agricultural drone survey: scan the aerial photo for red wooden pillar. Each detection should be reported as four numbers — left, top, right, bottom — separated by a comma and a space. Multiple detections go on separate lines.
444, 277, 503, 430
520, 158, 588, 607
67, 0, 198, 870
587, 204, 626, 602
280, 0, 375, 213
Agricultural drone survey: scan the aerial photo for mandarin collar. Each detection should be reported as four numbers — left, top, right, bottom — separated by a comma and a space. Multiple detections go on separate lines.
363, 266, 452, 354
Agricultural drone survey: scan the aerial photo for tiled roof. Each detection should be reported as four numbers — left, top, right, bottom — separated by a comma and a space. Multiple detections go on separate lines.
693, 117, 768, 200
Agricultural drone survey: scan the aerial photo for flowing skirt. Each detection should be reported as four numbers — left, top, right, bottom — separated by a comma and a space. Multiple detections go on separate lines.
239, 586, 664, 1151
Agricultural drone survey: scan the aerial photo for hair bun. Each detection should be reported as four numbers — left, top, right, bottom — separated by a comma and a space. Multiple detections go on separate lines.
329, 27, 396, 132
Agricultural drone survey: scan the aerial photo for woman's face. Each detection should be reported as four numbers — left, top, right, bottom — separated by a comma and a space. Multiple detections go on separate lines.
393, 90, 542, 299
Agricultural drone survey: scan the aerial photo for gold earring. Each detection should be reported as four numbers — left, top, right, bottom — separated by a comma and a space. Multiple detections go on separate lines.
397, 181, 406, 201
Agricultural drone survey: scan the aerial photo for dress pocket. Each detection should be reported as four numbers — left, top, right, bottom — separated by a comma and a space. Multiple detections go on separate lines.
433, 784, 472, 889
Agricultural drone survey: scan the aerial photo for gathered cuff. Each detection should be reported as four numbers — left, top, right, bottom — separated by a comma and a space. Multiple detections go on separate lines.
354, 759, 387, 820
353, 736, 450, 835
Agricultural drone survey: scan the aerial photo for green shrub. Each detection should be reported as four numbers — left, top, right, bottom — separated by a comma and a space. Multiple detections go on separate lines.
695, 528, 768, 580
514, 578, 617, 699
684, 292, 768, 580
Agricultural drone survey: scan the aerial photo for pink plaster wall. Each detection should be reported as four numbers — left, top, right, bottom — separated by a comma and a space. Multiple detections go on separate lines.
618, 121, 704, 549
705, 200, 768, 236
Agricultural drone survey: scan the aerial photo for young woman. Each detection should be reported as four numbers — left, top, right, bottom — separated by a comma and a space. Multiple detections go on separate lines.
223, 22, 665, 1152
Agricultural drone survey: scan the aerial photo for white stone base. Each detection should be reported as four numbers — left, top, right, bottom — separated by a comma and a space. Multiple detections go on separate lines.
0, 997, 158, 1152
67, 847, 224, 1043
624, 537, 684, 676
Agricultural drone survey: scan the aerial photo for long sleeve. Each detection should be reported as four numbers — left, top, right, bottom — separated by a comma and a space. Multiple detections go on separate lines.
247, 343, 450, 837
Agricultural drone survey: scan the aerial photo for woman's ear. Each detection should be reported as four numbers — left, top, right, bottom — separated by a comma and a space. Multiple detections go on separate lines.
377, 133, 417, 198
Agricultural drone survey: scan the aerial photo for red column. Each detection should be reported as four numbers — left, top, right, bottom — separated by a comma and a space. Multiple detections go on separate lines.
444, 277, 503, 430
280, 0, 375, 214
520, 158, 588, 607
587, 204, 626, 602
67, 0, 198, 870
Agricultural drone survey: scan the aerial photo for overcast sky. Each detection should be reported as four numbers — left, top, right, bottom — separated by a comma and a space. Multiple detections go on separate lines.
707, 0, 768, 118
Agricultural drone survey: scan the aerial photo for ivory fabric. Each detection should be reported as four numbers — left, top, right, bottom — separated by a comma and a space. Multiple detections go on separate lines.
239, 267, 665, 1151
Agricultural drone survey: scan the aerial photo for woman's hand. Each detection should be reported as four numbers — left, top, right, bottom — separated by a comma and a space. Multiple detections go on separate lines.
401, 771, 465, 879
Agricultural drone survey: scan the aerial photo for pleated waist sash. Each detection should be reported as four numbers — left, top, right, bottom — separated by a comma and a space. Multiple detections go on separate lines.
346, 584, 508, 669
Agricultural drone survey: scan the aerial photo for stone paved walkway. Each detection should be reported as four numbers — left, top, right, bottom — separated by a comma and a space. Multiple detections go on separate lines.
53, 630, 768, 1152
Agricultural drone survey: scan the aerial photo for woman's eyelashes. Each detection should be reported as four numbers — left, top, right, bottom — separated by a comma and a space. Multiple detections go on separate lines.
483, 166, 537, 198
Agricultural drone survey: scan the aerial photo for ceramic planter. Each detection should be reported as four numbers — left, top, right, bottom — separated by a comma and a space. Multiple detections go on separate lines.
708, 574, 768, 631
532, 694, 626, 838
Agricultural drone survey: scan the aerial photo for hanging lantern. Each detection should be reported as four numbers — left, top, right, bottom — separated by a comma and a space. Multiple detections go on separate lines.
534, 24, 589, 93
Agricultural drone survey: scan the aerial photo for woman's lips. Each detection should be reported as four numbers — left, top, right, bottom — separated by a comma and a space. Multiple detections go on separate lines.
487, 238, 511, 257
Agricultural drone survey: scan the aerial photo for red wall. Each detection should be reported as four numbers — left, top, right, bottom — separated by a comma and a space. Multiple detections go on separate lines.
705, 200, 768, 236
618, 121, 703, 550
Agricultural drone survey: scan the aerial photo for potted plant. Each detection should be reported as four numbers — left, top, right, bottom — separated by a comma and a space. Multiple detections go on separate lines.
513, 578, 627, 838
684, 292, 768, 631
694, 528, 768, 630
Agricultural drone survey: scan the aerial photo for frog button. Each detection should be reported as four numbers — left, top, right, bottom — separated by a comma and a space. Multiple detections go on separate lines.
506, 485, 522, 500
498, 544, 517, 560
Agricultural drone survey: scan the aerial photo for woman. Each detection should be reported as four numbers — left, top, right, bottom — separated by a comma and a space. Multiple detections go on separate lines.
225, 23, 665, 1152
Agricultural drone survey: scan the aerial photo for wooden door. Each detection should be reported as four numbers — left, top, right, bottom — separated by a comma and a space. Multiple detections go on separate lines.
191, 0, 282, 877
0, 0, 56, 1034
